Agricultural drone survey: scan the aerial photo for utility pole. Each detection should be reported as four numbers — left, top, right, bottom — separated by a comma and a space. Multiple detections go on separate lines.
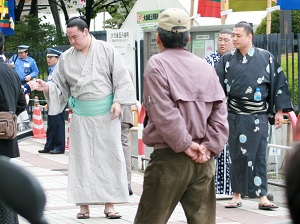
190, 0, 195, 27
266, 0, 272, 34
221, 0, 228, 25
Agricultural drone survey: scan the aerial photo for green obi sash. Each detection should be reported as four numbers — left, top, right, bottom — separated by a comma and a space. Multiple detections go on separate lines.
68, 94, 113, 117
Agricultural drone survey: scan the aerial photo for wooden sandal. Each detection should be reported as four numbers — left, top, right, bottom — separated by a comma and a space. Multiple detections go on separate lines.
104, 211, 122, 219
77, 211, 90, 219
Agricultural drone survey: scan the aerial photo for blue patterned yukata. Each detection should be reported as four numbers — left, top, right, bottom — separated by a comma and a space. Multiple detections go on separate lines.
205, 50, 232, 195
215, 47, 293, 197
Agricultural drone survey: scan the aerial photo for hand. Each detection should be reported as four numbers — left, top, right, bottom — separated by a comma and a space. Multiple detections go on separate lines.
184, 142, 202, 159
10, 62, 14, 68
185, 142, 211, 164
274, 110, 284, 129
110, 102, 121, 120
36, 79, 49, 92
194, 145, 211, 163
25, 75, 31, 82
27, 80, 38, 91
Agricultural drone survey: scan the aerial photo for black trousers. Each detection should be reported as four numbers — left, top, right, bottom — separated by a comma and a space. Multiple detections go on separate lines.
44, 112, 65, 152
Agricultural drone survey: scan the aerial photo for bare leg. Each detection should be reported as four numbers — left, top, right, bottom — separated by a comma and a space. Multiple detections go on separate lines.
104, 203, 122, 219
77, 205, 89, 219
224, 192, 242, 208
230, 192, 242, 203
79, 205, 89, 213
258, 195, 278, 209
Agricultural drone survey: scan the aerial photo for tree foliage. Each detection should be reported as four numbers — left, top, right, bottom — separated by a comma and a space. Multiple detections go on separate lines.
5, 15, 68, 52
255, 10, 300, 34
75, 0, 135, 29
103, 0, 135, 29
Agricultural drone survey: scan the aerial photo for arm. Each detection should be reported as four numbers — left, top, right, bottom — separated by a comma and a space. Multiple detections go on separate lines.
272, 57, 293, 113
201, 99, 229, 157
9, 55, 16, 68
143, 64, 192, 153
36, 60, 69, 115
214, 55, 227, 94
27, 60, 39, 80
22, 84, 31, 94
21, 80, 38, 94
16, 86, 27, 116
109, 45, 136, 106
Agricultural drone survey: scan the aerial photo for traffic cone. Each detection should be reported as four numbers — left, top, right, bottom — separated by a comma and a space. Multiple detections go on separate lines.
32, 96, 46, 138
65, 108, 72, 150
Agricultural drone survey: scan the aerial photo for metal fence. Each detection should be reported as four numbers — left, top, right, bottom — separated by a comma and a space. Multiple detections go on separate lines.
254, 33, 300, 112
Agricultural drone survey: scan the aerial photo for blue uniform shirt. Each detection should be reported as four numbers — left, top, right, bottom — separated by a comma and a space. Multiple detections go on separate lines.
46, 65, 56, 82
9, 54, 39, 83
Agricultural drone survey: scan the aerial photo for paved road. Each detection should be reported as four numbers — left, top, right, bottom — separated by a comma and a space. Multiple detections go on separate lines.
12, 134, 293, 224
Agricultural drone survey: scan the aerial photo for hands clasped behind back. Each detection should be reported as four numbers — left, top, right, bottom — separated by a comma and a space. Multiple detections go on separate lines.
184, 142, 211, 163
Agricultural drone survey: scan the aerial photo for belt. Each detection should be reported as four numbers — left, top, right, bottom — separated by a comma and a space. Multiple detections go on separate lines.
68, 94, 113, 117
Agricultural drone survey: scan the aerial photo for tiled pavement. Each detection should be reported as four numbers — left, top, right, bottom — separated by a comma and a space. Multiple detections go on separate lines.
14, 137, 292, 224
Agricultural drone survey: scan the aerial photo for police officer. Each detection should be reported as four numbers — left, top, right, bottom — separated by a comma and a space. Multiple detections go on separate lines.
38, 48, 65, 154
9, 45, 39, 84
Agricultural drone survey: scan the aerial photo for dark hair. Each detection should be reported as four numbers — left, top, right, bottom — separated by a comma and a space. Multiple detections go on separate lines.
157, 27, 189, 49
0, 32, 4, 55
219, 29, 232, 35
286, 145, 300, 224
66, 15, 88, 32
235, 21, 253, 36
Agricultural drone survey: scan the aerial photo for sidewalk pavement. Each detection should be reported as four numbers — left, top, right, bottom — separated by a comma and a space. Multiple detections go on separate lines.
14, 136, 292, 224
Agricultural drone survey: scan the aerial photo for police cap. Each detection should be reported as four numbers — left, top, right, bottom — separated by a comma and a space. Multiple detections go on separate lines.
46, 48, 62, 57
17, 45, 29, 52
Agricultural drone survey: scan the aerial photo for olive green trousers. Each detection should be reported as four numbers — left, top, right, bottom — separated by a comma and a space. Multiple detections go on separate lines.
134, 148, 216, 224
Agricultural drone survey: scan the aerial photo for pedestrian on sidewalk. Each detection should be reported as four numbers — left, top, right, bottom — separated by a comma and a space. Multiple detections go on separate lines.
205, 28, 234, 195
121, 69, 135, 196
35, 16, 136, 219
9, 45, 39, 85
134, 8, 229, 224
121, 104, 134, 195
215, 21, 293, 210
38, 48, 65, 154
9, 45, 39, 132
286, 143, 300, 224
0, 32, 27, 224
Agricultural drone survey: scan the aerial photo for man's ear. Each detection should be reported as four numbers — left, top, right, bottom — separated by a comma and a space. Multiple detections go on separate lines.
84, 28, 89, 36
156, 33, 160, 45
187, 34, 191, 44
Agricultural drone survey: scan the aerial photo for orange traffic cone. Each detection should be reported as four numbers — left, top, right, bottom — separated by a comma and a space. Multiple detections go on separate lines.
32, 96, 46, 138
65, 108, 72, 150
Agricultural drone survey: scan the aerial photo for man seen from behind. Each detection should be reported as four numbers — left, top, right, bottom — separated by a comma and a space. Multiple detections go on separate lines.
134, 8, 229, 224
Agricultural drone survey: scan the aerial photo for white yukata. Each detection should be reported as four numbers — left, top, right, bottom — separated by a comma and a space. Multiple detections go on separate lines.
45, 36, 136, 204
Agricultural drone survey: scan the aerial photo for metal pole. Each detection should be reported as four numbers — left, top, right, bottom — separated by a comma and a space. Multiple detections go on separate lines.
190, 0, 195, 27
266, 0, 272, 34
221, 0, 227, 25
